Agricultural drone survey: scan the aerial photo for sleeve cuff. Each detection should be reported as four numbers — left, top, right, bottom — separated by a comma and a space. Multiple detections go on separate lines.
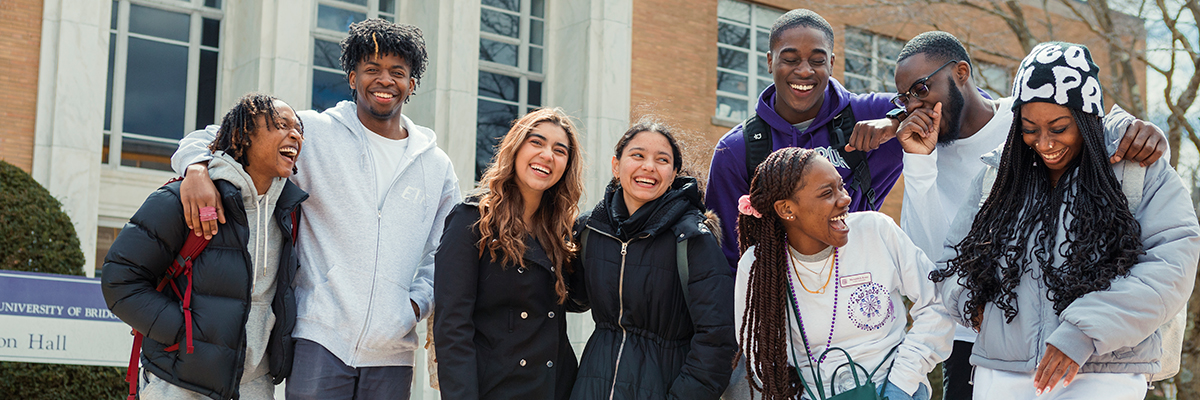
887, 365, 922, 396
1046, 321, 1096, 367
902, 150, 939, 181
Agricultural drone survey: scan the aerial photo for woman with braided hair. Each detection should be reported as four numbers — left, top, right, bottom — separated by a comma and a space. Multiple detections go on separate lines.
931, 42, 1200, 399
733, 147, 951, 400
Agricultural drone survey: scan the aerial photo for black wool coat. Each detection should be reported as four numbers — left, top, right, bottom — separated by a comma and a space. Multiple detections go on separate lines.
569, 177, 737, 400
102, 179, 306, 400
434, 199, 580, 400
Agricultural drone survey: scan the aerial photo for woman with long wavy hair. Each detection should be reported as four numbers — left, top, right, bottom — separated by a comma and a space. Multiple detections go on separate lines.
931, 42, 1200, 399
733, 148, 951, 400
434, 107, 584, 400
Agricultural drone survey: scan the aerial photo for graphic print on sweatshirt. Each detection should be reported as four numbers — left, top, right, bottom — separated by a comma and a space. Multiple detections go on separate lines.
810, 146, 851, 170
846, 282, 894, 331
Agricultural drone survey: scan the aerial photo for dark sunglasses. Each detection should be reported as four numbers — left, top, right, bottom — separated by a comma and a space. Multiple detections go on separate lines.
892, 60, 958, 109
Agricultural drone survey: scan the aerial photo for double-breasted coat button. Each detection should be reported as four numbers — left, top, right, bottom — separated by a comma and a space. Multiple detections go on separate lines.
520, 311, 528, 319
518, 267, 526, 274
547, 361, 554, 368
519, 359, 527, 367
551, 266, 555, 272
548, 311, 555, 318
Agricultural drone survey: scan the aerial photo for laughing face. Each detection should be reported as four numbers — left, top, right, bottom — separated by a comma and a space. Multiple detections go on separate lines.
245, 100, 303, 180
612, 131, 677, 215
768, 26, 833, 124
348, 53, 415, 122
777, 155, 851, 255
1020, 102, 1082, 185
514, 122, 571, 198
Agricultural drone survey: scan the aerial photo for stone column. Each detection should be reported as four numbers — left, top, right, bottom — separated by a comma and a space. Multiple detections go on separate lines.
32, 0, 110, 276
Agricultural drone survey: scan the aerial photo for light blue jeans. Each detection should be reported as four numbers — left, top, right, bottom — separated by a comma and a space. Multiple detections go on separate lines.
879, 381, 929, 400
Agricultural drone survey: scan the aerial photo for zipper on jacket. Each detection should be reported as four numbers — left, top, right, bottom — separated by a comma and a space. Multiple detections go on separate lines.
588, 227, 650, 400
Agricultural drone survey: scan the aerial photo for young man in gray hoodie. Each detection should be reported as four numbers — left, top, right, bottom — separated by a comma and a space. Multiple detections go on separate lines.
171, 19, 460, 399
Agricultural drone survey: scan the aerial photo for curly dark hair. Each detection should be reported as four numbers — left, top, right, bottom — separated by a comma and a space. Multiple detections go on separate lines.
209, 93, 303, 174
340, 18, 428, 100
736, 147, 818, 399
930, 106, 1144, 326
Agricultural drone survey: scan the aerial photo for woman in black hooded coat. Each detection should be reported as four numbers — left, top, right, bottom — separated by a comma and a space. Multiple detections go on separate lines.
570, 120, 736, 400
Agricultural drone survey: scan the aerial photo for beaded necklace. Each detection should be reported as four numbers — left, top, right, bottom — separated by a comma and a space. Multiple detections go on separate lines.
785, 243, 839, 365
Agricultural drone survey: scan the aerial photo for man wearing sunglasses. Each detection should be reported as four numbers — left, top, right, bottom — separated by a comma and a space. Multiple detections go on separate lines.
857, 31, 1167, 400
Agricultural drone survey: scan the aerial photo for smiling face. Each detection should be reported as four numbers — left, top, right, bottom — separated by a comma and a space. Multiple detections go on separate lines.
245, 100, 303, 182
894, 54, 967, 142
348, 53, 415, 122
768, 26, 833, 124
775, 156, 851, 254
1021, 102, 1083, 185
513, 122, 571, 198
612, 131, 677, 215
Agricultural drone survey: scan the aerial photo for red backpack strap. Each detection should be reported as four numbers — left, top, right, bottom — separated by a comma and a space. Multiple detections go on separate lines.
125, 228, 210, 400
290, 208, 301, 242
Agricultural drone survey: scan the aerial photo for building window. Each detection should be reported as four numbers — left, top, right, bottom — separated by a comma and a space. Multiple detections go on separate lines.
476, 0, 545, 181
311, 0, 399, 112
843, 27, 904, 94
103, 0, 222, 171
714, 0, 781, 123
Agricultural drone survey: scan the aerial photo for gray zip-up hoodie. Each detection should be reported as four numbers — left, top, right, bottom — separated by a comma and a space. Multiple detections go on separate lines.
937, 116, 1200, 375
173, 100, 461, 367
207, 152, 287, 383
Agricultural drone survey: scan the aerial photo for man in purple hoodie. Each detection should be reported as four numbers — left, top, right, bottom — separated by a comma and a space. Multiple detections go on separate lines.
706, 9, 900, 269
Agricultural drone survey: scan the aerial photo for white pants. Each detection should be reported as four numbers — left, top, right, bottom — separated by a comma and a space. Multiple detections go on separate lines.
973, 367, 1146, 400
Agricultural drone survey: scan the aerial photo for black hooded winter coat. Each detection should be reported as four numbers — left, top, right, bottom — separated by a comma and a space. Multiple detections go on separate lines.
569, 176, 737, 400
101, 179, 307, 400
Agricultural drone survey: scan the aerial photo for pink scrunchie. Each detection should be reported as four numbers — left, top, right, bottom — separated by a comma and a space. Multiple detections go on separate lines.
737, 195, 762, 218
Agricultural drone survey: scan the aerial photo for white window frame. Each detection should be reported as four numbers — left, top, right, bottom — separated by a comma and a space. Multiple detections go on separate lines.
842, 26, 904, 94
309, 0, 399, 111
104, 0, 223, 171
714, 0, 781, 125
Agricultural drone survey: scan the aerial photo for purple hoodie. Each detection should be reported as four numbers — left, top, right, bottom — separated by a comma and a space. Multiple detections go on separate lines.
705, 79, 901, 270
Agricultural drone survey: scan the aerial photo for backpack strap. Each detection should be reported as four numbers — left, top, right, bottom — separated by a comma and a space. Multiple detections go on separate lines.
127, 177, 212, 400
826, 106, 876, 210
677, 238, 690, 304
742, 115, 774, 179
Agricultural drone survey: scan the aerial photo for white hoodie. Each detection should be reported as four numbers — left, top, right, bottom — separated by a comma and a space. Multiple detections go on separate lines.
173, 101, 461, 367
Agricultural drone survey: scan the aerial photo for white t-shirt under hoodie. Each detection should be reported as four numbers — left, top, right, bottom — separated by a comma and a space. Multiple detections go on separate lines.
734, 212, 953, 397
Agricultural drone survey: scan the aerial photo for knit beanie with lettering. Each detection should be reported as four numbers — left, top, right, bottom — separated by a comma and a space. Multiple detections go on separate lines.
1011, 41, 1104, 117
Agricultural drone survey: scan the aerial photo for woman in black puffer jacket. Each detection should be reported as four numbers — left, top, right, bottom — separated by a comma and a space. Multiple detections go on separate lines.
102, 94, 307, 400
570, 119, 736, 400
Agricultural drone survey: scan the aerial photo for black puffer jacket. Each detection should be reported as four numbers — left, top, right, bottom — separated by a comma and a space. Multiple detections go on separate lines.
101, 179, 306, 400
570, 176, 736, 400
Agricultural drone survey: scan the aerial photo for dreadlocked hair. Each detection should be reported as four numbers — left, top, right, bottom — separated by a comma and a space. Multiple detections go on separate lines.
931, 106, 1144, 327
209, 93, 302, 174
475, 107, 583, 304
340, 18, 428, 101
735, 147, 818, 399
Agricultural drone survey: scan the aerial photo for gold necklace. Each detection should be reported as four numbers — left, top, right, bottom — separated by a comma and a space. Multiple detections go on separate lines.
789, 249, 833, 294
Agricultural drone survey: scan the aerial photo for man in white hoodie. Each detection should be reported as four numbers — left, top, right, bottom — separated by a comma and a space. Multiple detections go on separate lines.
171, 19, 460, 399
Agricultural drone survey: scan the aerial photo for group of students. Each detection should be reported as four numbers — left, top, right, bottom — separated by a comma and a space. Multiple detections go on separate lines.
98, 9, 1198, 400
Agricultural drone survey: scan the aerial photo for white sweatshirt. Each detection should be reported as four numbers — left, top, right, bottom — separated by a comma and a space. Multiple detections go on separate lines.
734, 212, 952, 397
900, 97, 1012, 343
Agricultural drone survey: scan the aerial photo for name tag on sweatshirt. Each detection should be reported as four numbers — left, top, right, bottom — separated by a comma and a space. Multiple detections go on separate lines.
839, 272, 871, 288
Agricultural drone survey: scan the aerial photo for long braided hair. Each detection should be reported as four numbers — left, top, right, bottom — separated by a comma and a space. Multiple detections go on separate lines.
737, 147, 818, 399
930, 106, 1144, 326
209, 93, 302, 174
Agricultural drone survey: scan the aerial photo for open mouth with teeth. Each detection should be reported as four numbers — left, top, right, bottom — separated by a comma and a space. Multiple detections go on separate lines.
1039, 147, 1068, 164
279, 146, 299, 163
829, 212, 849, 232
633, 177, 658, 188
530, 163, 551, 177
372, 92, 395, 102
789, 83, 815, 92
